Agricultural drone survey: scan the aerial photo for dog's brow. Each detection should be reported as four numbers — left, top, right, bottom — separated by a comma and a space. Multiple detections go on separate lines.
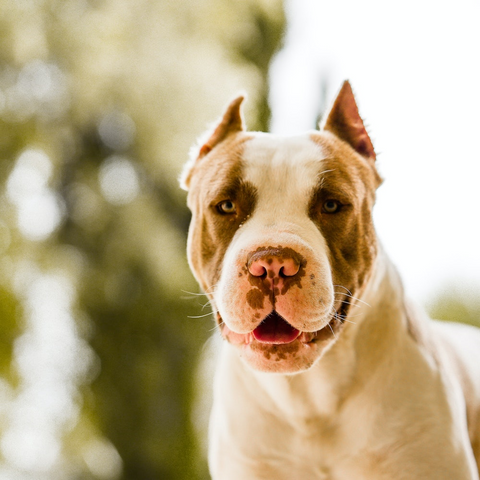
208, 178, 254, 203
314, 168, 339, 190
309, 169, 357, 205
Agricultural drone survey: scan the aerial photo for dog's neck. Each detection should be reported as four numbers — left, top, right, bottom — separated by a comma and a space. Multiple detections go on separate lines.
218, 245, 410, 421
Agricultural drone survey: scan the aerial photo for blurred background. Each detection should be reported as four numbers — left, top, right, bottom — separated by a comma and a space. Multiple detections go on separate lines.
0, 0, 478, 479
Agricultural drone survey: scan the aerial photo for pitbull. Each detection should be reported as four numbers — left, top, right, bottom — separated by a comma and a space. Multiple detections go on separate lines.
181, 81, 480, 479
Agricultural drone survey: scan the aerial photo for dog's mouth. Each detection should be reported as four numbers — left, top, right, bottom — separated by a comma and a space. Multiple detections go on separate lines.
218, 308, 347, 372
252, 311, 301, 344
219, 309, 343, 347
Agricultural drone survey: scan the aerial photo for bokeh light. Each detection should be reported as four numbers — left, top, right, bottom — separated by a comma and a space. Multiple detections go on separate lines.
98, 156, 140, 206
6, 149, 64, 241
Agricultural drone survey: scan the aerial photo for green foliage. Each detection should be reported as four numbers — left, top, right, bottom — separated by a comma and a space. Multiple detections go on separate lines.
0, 0, 285, 478
427, 286, 480, 328
0, 287, 20, 383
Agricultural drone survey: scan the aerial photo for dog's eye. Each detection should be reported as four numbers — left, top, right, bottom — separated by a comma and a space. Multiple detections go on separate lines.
217, 200, 236, 214
322, 200, 341, 214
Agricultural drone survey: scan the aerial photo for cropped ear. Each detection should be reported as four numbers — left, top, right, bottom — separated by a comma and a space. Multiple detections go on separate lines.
198, 95, 245, 158
321, 81, 376, 161
180, 95, 246, 190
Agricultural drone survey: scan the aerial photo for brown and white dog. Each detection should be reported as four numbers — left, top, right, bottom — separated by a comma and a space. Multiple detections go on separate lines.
181, 82, 480, 479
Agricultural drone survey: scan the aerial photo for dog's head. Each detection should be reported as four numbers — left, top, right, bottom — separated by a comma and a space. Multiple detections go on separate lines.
182, 82, 382, 373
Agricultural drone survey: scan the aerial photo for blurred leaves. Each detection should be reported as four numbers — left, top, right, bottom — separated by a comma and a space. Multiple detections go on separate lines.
0, 0, 285, 478
428, 286, 480, 328
0, 286, 20, 383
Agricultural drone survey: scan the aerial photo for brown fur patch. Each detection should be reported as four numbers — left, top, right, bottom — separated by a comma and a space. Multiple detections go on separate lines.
309, 132, 381, 314
186, 133, 257, 293
246, 288, 265, 310
250, 340, 301, 361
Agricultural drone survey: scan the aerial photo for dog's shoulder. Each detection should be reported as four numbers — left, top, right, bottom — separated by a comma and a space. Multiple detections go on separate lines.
432, 318, 480, 448
407, 301, 480, 389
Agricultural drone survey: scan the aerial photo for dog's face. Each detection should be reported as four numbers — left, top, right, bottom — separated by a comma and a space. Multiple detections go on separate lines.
182, 82, 382, 373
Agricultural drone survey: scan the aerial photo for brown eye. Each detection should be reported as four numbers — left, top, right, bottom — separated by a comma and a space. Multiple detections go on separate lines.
322, 200, 341, 214
217, 200, 236, 214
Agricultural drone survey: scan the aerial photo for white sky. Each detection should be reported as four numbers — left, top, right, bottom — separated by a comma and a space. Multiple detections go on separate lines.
269, 0, 480, 305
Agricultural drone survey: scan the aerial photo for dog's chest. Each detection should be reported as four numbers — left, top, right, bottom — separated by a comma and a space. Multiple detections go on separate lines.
211, 410, 382, 480
210, 349, 387, 480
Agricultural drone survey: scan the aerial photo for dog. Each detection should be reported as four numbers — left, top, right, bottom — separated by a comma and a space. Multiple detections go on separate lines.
181, 81, 480, 479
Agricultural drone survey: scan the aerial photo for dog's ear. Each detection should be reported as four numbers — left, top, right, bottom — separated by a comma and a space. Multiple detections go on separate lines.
198, 95, 245, 158
180, 95, 246, 190
321, 81, 376, 162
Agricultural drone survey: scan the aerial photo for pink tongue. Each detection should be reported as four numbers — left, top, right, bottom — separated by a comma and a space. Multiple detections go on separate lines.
253, 312, 300, 344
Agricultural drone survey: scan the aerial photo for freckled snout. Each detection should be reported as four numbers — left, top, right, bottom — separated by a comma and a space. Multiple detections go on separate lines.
216, 240, 333, 336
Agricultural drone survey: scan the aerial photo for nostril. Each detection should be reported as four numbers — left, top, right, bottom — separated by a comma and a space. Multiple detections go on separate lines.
257, 266, 267, 278
248, 261, 267, 278
248, 256, 300, 279
281, 258, 300, 277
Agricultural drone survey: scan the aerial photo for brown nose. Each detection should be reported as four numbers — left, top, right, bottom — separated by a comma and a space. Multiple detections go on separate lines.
247, 247, 301, 279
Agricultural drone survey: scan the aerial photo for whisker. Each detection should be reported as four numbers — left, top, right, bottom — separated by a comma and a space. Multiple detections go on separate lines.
341, 313, 363, 320
180, 294, 203, 301
324, 308, 361, 326
180, 290, 214, 301
333, 284, 350, 292
181, 284, 217, 297
334, 299, 363, 308
181, 290, 208, 297
335, 314, 357, 324
333, 285, 371, 308
334, 310, 362, 320
327, 322, 337, 339
188, 311, 217, 319
209, 321, 223, 333
201, 300, 214, 311
349, 297, 370, 308
334, 310, 365, 321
